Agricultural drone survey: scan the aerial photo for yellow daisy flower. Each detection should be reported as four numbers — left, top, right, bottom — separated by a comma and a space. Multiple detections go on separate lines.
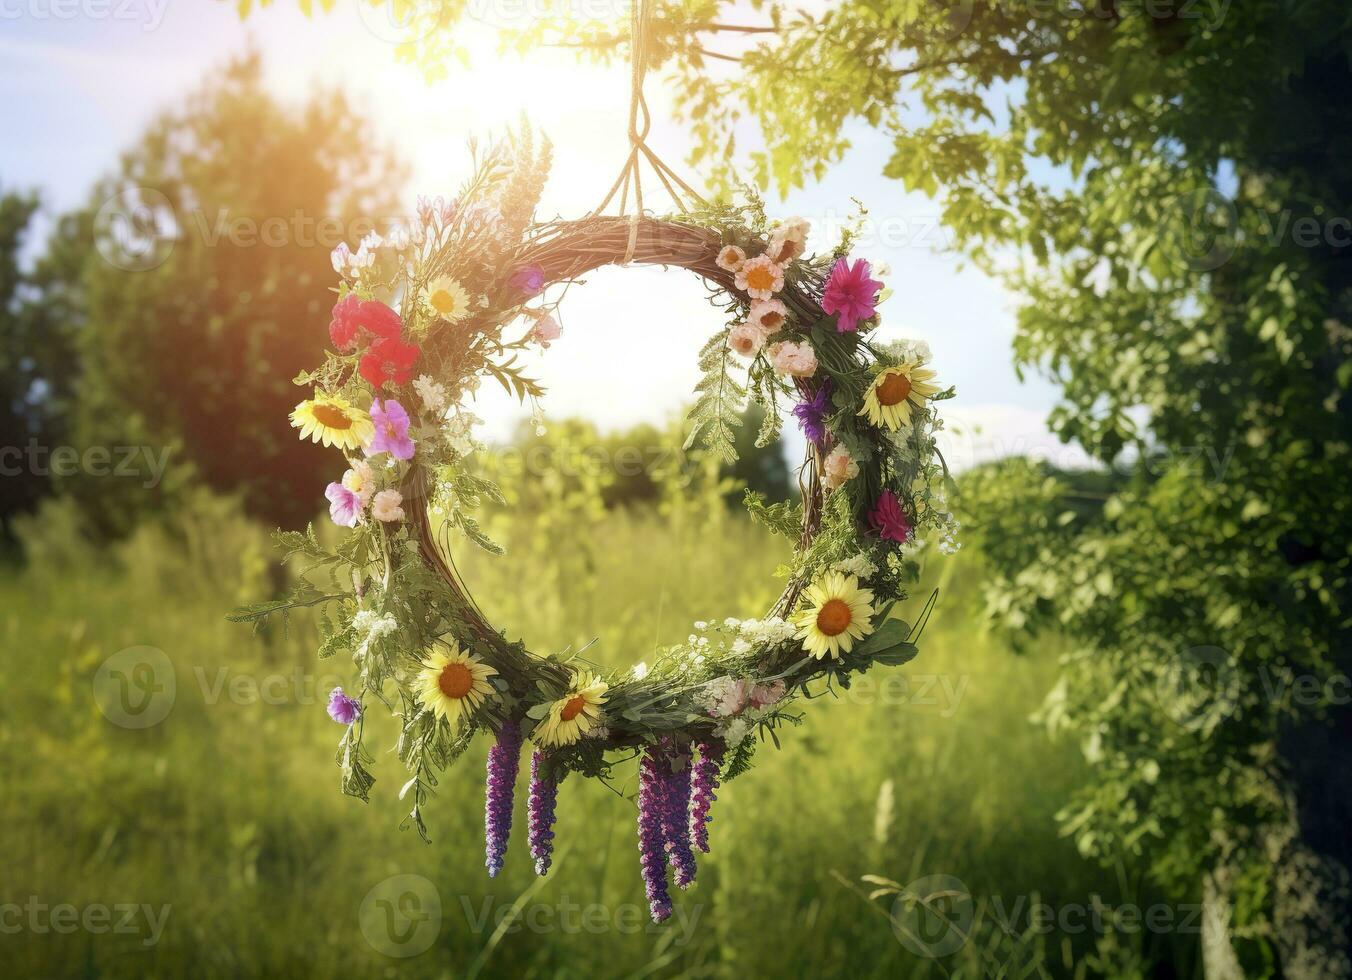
290, 393, 375, 451
792, 571, 876, 659
857, 361, 941, 431
423, 276, 472, 322
415, 644, 498, 727
534, 672, 608, 747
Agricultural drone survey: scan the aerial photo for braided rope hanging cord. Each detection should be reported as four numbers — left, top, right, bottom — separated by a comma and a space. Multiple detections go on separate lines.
593, 0, 708, 261
412, 0, 830, 706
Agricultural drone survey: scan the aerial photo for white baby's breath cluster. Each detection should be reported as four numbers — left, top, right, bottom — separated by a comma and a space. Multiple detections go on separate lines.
937, 517, 963, 555
412, 374, 448, 416
442, 410, 484, 456
877, 337, 933, 365
832, 553, 878, 579
351, 609, 398, 656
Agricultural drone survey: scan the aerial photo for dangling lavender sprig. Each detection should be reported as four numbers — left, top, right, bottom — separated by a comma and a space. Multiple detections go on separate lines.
689, 741, 725, 854
637, 751, 673, 922
527, 750, 559, 876
664, 753, 698, 888
484, 719, 522, 877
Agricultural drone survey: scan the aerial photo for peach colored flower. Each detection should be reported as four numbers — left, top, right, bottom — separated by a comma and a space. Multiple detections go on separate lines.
769, 340, 818, 378
341, 460, 376, 507
371, 489, 405, 522
727, 322, 768, 358
749, 298, 789, 334
735, 254, 784, 300
767, 217, 809, 263
716, 245, 747, 273
710, 678, 753, 717
822, 445, 858, 490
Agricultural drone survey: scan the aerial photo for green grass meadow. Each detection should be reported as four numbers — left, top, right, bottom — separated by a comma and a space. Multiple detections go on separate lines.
1, 494, 1199, 978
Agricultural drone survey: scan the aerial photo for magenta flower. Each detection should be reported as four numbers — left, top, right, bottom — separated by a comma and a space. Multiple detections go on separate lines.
326, 687, 361, 725
868, 489, 913, 544
509, 264, 545, 296
366, 398, 415, 460
325, 481, 362, 527
821, 258, 882, 333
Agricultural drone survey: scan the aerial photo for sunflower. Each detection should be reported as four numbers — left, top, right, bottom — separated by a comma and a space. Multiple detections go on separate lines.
791, 571, 876, 659
290, 394, 375, 451
423, 276, 472, 322
534, 672, 608, 747
415, 644, 498, 727
857, 361, 941, 431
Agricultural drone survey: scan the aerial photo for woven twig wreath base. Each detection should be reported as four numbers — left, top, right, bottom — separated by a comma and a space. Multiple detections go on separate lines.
409, 215, 828, 748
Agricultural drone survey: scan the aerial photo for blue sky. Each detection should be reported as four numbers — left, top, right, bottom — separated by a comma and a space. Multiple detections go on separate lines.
2, 0, 1088, 470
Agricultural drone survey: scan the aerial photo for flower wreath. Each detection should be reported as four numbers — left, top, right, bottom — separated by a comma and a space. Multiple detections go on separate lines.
234, 131, 957, 923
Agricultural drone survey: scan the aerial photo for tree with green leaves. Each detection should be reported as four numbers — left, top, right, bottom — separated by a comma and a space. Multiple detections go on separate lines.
310, 2, 1351, 975
0, 189, 88, 547
0, 190, 51, 541
53, 53, 404, 535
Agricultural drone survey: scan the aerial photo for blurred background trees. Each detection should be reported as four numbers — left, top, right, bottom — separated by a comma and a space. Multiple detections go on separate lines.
4, 54, 407, 539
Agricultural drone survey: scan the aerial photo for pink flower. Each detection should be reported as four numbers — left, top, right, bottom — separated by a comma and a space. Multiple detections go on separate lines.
533, 314, 561, 348
371, 488, 405, 523
769, 340, 818, 378
822, 444, 858, 490
716, 245, 747, 273
366, 398, 415, 460
750, 680, 786, 708
510, 264, 545, 296
748, 298, 788, 334
707, 677, 753, 717
735, 254, 784, 300
727, 322, 768, 358
821, 258, 882, 333
325, 480, 363, 527
868, 489, 913, 544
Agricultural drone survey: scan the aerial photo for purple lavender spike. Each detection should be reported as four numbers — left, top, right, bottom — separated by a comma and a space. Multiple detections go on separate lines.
528, 750, 559, 876
689, 741, 724, 854
484, 719, 522, 877
665, 753, 698, 888
637, 751, 673, 922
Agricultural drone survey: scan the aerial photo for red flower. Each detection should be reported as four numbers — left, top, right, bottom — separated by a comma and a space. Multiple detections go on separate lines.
359, 336, 420, 387
868, 489, 913, 544
821, 258, 882, 333
329, 295, 403, 352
